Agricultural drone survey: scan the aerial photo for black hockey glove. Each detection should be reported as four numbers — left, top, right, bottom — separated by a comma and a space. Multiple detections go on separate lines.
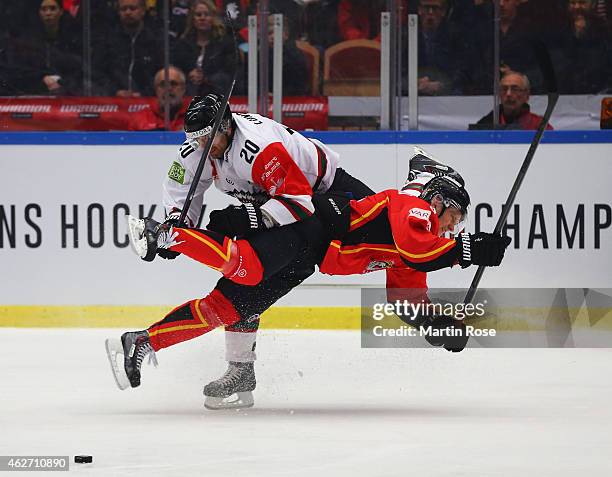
424, 315, 469, 352
312, 192, 351, 239
456, 232, 511, 268
207, 203, 266, 238
397, 313, 468, 353
157, 211, 182, 260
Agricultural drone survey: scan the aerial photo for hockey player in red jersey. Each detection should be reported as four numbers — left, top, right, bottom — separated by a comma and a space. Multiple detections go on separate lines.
108, 154, 510, 405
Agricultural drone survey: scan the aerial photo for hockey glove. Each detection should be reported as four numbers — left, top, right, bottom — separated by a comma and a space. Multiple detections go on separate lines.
207, 203, 266, 238
424, 315, 469, 352
312, 192, 351, 239
157, 211, 183, 260
397, 313, 468, 353
456, 232, 511, 268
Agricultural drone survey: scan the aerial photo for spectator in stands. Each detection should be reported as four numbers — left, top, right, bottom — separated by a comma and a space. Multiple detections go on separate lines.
0, 2, 26, 95
337, 0, 385, 41
95, 0, 163, 97
4, 0, 82, 95
2, 1, 31, 38
152, 0, 191, 39
416, 0, 467, 95
129, 65, 190, 130
464, 0, 541, 94
171, 0, 236, 96
267, 14, 309, 96
514, 0, 565, 33
473, 70, 554, 130
303, 0, 340, 49
69, 1, 119, 42
551, 0, 611, 94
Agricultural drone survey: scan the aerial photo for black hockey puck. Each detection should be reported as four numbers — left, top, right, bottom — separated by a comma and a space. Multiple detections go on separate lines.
74, 455, 93, 464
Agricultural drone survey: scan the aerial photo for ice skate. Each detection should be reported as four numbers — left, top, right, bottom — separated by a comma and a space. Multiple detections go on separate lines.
105, 330, 158, 390
203, 362, 256, 410
126, 215, 180, 262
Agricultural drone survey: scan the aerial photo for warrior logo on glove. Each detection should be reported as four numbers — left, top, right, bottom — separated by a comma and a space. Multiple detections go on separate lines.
207, 203, 267, 238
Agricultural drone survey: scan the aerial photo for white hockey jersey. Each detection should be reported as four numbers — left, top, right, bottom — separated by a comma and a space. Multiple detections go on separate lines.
162, 112, 338, 227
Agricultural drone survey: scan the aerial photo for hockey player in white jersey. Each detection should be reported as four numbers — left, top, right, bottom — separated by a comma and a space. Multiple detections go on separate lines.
164, 96, 341, 231
106, 93, 374, 409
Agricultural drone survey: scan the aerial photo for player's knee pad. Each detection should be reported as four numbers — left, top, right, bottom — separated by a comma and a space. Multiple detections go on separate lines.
198, 289, 242, 327
221, 239, 264, 286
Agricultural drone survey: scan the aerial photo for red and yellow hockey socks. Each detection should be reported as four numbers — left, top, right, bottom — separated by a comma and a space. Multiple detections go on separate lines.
147, 289, 242, 351
168, 227, 264, 286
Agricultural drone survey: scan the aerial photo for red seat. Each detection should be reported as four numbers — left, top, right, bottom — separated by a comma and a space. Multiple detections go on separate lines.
296, 40, 321, 96
323, 39, 381, 96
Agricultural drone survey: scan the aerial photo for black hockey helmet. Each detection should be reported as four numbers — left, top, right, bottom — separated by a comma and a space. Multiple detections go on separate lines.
420, 175, 471, 226
184, 93, 232, 140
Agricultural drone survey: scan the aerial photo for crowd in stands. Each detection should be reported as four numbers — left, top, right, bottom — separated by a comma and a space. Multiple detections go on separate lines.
1, 0, 610, 101
471, 69, 555, 129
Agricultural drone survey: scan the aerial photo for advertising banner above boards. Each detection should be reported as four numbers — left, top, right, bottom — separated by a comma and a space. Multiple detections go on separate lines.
0, 96, 329, 132
0, 139, 611, 309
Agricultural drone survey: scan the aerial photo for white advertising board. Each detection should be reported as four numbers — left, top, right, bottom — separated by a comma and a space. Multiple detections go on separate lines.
0, 142, 610, 307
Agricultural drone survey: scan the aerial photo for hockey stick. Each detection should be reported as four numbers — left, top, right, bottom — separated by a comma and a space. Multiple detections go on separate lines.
177, 15, 239, 227
463, 43, 559, 305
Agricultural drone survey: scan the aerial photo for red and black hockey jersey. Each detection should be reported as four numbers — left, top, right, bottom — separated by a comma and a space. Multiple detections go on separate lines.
319, 189, 459, 278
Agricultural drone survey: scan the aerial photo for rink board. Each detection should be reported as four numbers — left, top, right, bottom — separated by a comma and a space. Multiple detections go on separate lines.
1, 131, 611, 327
2, 305, 611, 337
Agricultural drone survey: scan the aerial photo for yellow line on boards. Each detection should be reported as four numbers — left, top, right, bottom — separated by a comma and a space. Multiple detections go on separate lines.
0, 306, 362, 329
0, 305, 611, 330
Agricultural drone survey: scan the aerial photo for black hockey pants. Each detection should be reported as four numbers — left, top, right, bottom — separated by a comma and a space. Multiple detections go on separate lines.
216, 168, 375, 332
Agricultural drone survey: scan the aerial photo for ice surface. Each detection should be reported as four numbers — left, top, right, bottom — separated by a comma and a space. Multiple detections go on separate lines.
1, 328, 611, 476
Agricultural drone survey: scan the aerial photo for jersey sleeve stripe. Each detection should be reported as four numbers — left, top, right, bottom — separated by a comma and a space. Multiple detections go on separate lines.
329, 241, 400, 255
275, 195, 313, 220
396, 239, 456, 260
350, 198, 389, 227
403, 184, 424, 191
311, 142, 329, 192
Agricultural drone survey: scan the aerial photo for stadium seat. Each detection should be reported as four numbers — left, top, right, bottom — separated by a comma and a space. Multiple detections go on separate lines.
323, 39, 381, 96
296, 40, 321, 96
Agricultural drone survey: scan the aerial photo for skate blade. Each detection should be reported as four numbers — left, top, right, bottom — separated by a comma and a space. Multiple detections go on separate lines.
105, 338, 130, 391
126, 215, 147, 258
204, 392, 254, 410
